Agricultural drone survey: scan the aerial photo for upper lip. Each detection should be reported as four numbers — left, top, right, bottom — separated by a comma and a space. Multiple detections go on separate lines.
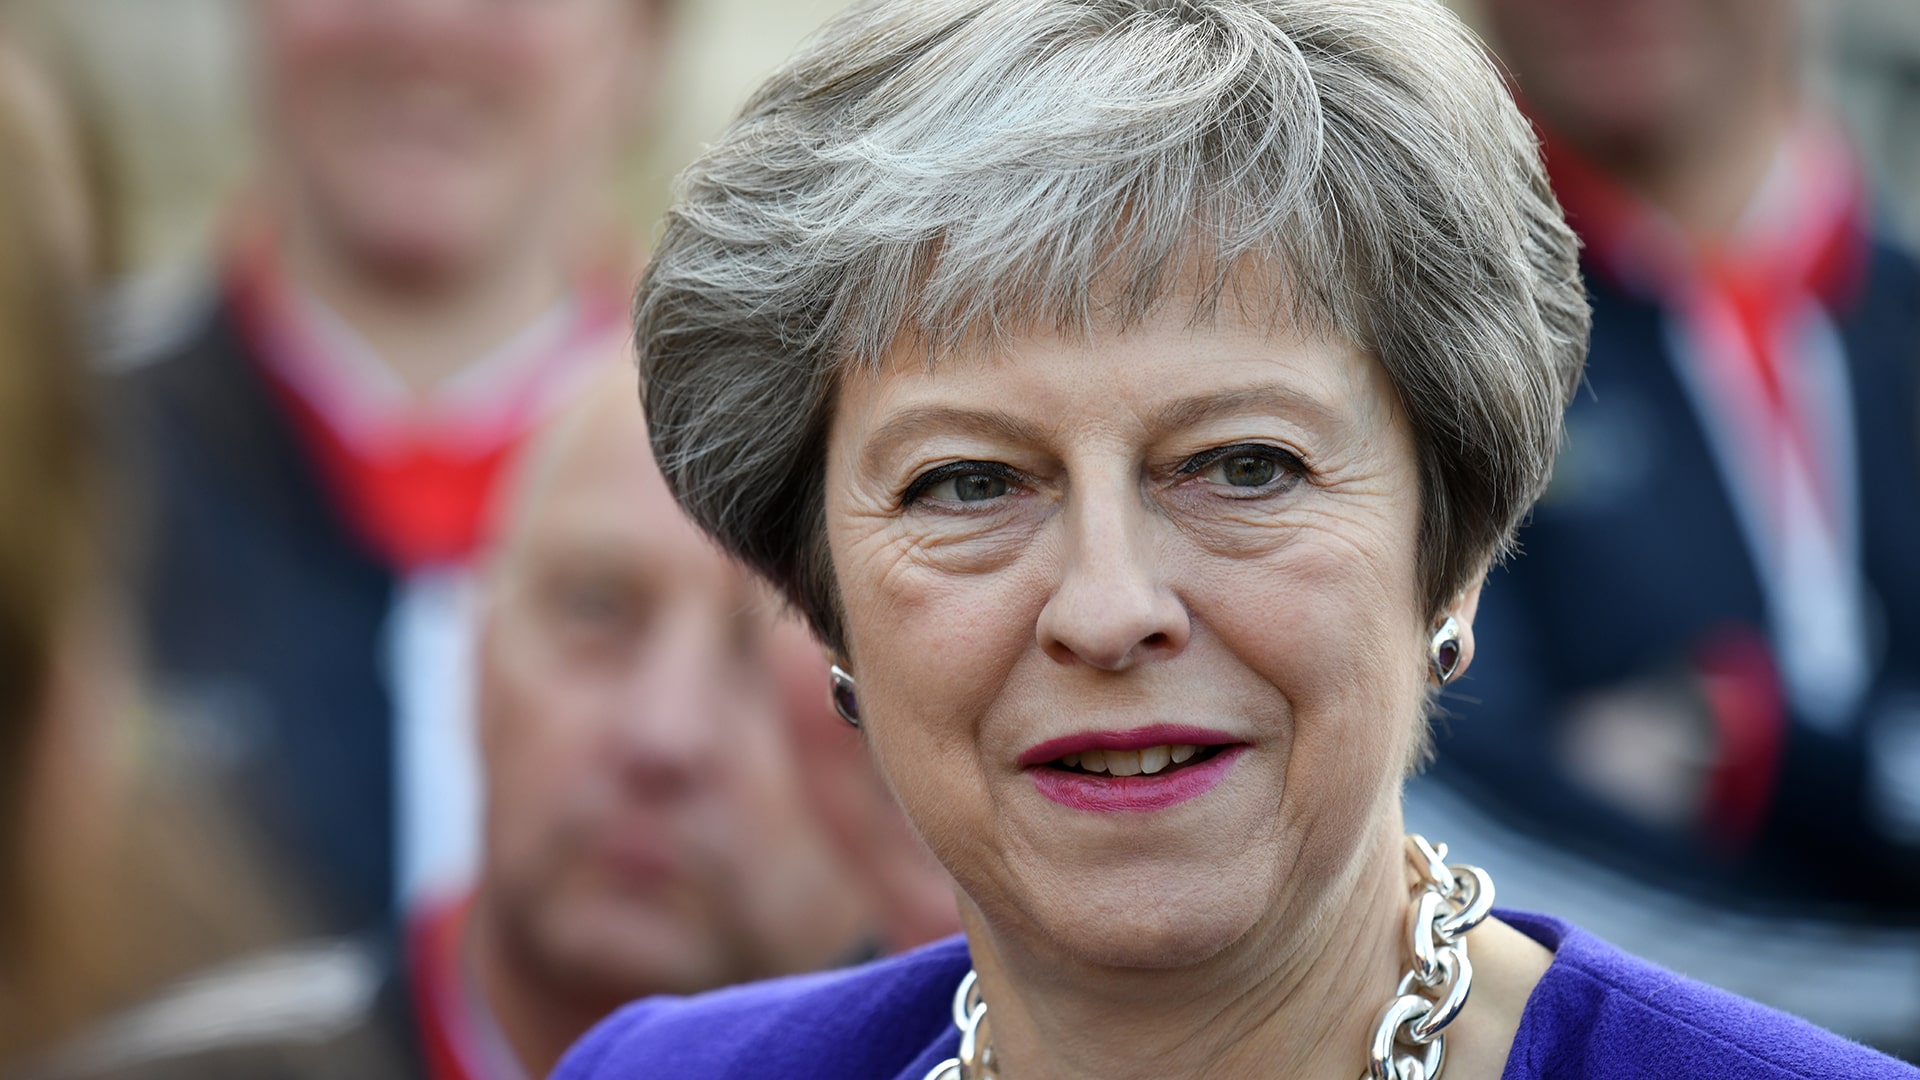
1017, 724, 1244, 767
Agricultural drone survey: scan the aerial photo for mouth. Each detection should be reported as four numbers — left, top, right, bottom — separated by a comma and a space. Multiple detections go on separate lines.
1019, 726, 1247, 813
590, 831, 682, 887
1046, 742, 1226, 777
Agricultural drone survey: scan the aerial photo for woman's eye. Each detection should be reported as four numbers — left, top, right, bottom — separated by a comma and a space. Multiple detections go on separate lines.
903, 462, 1020, 507
1213, 455, 1279, 488
555, 581, 636, 634
941, 472, 1009, 502
1184, 445, 1299, 494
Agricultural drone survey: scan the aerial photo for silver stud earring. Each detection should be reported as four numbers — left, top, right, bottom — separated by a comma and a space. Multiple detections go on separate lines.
1428, 617, 1463, 685
828, 664, 860, 728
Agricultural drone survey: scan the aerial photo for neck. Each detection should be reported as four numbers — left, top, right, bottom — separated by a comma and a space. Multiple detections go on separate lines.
464, 896, 606, 1079
967, 822, 1411, 1080
1593, 89, 1799, 245
278, 211, 572, 397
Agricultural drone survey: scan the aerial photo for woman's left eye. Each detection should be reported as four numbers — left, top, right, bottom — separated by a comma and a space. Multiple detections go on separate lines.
940, 472, 1009, 502
901, 461, 1022, 507
1182, 444, 1301, 494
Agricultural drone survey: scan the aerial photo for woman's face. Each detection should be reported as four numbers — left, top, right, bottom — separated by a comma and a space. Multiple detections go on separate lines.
825, 296, 1433, 970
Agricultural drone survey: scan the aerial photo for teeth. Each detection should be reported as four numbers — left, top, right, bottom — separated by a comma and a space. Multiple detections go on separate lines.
1055, 744, 1209, 775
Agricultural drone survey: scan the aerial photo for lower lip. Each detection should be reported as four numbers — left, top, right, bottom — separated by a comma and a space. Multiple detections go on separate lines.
593, 834, 681, 883
1026, 746, 1246, 813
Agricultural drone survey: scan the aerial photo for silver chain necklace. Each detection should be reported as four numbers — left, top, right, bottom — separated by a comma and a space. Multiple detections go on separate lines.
923, 834, 1494, 1080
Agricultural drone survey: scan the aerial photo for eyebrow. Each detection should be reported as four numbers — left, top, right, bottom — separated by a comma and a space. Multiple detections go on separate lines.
1147, 384, 1346, 434
859, 405, 1050, 474
857, 381, 1350, 474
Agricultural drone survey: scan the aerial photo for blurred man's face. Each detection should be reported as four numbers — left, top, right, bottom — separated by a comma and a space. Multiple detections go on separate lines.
477, 387, 859, 1002
1480, 0, 1797, 158
256, 0, 655, 282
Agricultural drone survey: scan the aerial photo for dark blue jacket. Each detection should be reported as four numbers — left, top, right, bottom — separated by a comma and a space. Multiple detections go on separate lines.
120, 295, 399, 932
1433, 240, 1920, 914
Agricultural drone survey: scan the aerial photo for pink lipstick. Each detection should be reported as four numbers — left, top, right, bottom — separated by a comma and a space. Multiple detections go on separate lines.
1020, 725, 1245, 813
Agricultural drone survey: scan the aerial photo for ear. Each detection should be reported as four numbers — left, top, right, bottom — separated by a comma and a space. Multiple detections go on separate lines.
1447, 577, 1487, 682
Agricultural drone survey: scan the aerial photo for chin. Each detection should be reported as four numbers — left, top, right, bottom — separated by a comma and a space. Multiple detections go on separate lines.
317, 183, 505, 283
535, 895, 729, 1000
1541, 63, 1697, 153
348, 222, 491, 284
1011, 857, 1277, 972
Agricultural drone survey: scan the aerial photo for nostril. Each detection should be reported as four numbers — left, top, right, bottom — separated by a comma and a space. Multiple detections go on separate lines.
1034, 557, 1190, 669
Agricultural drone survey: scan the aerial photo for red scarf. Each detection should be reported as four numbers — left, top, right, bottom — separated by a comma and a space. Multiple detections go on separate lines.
407, 897, 530, 1080
225, 230, 625, 571
1543, 121, 1867, 533
1537, 118, 1870, 851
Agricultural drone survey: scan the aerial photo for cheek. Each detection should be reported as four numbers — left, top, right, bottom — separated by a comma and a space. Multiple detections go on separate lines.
484, 11, 630, 126
831, 532, 1045, 846
481, 628, 598, 845
1194, 518, 1425, 784
837, 529, 1045, 729
1232, 542, 1418, 705
260, 4, 372, 92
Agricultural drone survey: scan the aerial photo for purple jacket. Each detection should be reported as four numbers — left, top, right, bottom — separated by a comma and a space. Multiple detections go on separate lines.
554, 910, 1918, 1078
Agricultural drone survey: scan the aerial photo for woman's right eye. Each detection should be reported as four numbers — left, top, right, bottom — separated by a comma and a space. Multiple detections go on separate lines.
932, 472, 1009, 502
901, 462, 1019, 507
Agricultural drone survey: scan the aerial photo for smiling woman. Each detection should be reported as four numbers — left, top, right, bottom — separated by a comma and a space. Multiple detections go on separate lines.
553, 1, 1920, 1078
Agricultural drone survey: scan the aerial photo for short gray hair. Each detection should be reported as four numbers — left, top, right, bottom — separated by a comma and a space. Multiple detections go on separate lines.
637, 0, 1588, 658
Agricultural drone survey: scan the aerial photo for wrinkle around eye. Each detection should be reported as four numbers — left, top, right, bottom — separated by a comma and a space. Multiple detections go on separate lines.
851, 507, 1040, 580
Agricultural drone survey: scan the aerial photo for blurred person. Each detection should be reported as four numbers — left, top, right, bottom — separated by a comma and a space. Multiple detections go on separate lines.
44, 368, 878, 1079
455, 368, 873, 1076
0, 36, 126, 1063
0, 19, 100, 282
3, 24, 323, 1068
121, 0, 670, 933
1430, 0, 1920, 912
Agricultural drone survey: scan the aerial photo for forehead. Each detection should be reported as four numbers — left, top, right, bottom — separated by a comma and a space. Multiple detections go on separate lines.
842, 299, 1395, 448
259, 0, 631, 21
519, 397, 731, 573
256, 0, 639, 47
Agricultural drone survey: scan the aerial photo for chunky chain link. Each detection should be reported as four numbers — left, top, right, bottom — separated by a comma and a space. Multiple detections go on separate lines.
922, 834, 1492, 1080
923, 969, 997, 1080
1362, 834, 1496, 1080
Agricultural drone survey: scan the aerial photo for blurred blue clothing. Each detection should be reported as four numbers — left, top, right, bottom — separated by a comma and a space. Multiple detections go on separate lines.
118, 236, 616, 934
121, 294, 401, 931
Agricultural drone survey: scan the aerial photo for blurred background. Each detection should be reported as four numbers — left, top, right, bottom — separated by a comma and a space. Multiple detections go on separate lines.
21, 0, 861, 278
0, 0, 1916, 1076
21, 0, 1920, 275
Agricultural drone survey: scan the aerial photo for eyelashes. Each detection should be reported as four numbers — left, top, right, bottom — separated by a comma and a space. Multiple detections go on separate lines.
897, 443, 1306, 509
899, 460, 1028, 507
1175, 443, 1306, 495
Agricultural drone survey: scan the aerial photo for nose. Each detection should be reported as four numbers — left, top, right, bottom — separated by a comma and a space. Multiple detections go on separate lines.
382, 0, 463, 21
371, 0, 473, 49
1035, 482, 1190, 670
608, 608, 738, 796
